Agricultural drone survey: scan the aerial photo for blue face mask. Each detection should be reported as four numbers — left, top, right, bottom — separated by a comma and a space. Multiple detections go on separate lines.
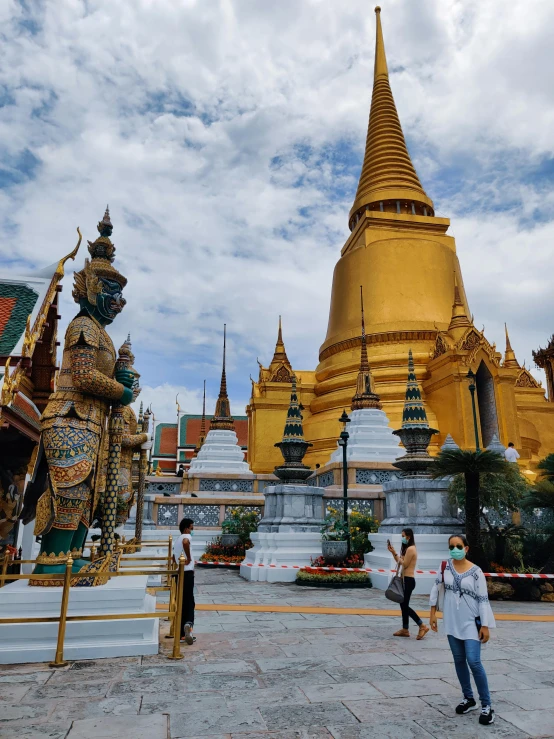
401, 536, 408, 545
450, 548, 466, 560
189, 530, 194, 537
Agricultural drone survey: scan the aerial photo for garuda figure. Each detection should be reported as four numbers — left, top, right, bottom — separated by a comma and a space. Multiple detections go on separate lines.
21, 208, 135, 578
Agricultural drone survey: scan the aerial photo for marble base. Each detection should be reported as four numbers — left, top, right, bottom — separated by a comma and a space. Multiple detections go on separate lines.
365, 533, 453, 594
330, 408, 404, 464
240, 531, 323, 583
0, 575, 158, 664
188, 430, 253, 475
379, 477, 463, 535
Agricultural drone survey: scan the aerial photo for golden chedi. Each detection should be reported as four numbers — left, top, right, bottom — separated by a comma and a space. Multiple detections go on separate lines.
248, 8, 554, 473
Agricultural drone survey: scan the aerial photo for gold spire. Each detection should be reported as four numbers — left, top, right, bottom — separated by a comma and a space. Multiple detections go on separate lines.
349, 7, 434, 226
503, 324, 520, 369
352, 286, 381, 410
210, 324, 235, 431
448, 274, 471, 331
269, 316, 293, 382
194, 380, 208, 455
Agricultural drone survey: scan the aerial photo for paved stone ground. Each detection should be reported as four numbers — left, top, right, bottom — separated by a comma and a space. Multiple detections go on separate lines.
1, 568, 553, 739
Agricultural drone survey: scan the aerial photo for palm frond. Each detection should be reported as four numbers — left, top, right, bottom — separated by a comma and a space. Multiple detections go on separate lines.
537, 454, 554, 481
431, 448, 508, 478
521, 479, 554, 511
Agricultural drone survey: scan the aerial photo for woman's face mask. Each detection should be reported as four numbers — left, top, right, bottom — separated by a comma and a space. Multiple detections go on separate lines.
449, 546, 466, 560
401, 536, 408, 545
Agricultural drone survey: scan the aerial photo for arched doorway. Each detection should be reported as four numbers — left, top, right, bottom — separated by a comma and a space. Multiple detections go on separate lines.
476, 361, 499, 448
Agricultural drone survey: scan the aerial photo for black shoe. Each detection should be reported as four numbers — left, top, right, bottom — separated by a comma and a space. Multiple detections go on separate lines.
479, 706, 495, 726
455, 697, 477, 714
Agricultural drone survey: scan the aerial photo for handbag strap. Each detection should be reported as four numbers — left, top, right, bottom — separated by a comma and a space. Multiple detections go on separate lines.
441, 559, 447, 582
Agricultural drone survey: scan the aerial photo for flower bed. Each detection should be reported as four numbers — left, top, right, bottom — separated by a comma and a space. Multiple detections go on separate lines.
198, 537, 251, 566
296, 567, 372, 588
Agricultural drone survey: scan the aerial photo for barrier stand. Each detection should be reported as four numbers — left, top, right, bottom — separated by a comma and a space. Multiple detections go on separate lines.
167, 554, 185, 661
90, 543, 97, 563
166, 536, 173, 585
0, 550, 11, 589
49, 556, 73, 668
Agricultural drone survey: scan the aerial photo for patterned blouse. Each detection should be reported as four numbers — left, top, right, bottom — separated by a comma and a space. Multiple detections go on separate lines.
429, 560, 496, 640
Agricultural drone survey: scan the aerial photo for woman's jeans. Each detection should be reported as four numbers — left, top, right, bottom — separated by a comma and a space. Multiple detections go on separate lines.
447, 635, 491, 707
400, 576, 422, 629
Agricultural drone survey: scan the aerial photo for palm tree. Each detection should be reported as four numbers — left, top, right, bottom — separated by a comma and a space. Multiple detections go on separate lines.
431, 449, 509, 569
521, 472, 554, 574
536, 453, 554, 482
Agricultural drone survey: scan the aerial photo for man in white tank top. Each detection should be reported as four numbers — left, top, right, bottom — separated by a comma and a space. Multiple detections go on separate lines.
173, 517, 195, 644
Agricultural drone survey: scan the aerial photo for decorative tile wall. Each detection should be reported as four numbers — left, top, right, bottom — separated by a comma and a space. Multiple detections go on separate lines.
325, 498, 375, 516
199, 479, 254, 493
355, 469, 404, 485
182, 505, 220, 527
157, 503, 179, 526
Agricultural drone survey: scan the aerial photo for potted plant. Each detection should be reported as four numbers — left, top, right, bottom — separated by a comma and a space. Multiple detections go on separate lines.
221, 508, 260, 547
321, 512, 349, 563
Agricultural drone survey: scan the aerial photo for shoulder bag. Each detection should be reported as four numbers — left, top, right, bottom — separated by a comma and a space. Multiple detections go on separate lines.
385, 560, 404, 604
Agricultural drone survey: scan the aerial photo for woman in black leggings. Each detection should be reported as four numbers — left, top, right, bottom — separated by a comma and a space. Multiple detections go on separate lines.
388, 528, 429, 639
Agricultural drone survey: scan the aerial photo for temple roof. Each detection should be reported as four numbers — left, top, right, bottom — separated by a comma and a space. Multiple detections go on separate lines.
349, 7, 433, 223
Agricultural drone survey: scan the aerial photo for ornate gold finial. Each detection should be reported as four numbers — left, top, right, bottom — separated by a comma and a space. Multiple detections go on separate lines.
210, 324, 235, 430
503, 323, 520, 369
349, 7, 433, 226
269, 315, 292, 382
448, 273, 471, 332
352, 286, 381, 410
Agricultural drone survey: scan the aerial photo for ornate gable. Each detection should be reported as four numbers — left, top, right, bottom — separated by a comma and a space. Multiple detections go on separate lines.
456, 327, 500, 368
515, 367, 541, 389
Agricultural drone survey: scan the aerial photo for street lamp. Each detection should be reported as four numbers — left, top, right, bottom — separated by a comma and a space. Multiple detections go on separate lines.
338, 409, 351, 554
465, 369, 480, 451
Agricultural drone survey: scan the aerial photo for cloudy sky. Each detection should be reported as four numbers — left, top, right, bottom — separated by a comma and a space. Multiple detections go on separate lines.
2, 0, 554, 424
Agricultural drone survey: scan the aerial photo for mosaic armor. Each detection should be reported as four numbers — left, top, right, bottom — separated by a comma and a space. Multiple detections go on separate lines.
117, 405, 148, 526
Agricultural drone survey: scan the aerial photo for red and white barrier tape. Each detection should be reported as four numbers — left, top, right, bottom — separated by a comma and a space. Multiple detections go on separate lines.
195, 561, 554, 579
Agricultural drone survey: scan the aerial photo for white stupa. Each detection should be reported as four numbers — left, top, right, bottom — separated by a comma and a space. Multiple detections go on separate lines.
188, 326, 253, 476
330, 289, 404, 464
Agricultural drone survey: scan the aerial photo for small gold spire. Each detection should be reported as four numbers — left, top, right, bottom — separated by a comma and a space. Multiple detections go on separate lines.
374, 6, 388, 80
448, 274, 471, 331
503, 323, 520, 369
269, 316, 292, 382
352, 286, 381, 410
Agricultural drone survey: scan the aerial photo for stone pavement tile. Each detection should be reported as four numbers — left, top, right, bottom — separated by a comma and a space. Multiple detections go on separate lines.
281, 643, 346, 658
0, 723, 71, 739
47, 665, 125, 684
301, 682, 382, 702
344, 696, 443, 723
48, 696, 141, 721
123, 663, 192, 679
264, 634, 310, 646
259, 702, 358, 731
371, 678, 458, 698
258, 670, 337, 689
224, 686, 309, 709
230, 730, 332, 739
515, 670, 554, 688
501, 688, 554, 710
195, 624, 225, 633
328, 720, 435, 738
109, 676, 187, 696
329, 666, 402, 684
0, 671, 51, 684
185, 674, 260, 692
256, 658, 341, 673
408, 649, 461, 664
67, 714, 168, 738
508, 656, 554, 672
202, 645, 285, 660
335, 652, 408, 668
0, 682, 32, 701
192, 660, 257, 674
0, 702, 49, 722
497, 710, 554, 738
245, 613, 308, 622
221, 625, 271, 635
392, 663, 457, 680
170, 707, 266, 737
442, 673, 535, 693
141, 691, 224, 713
0, 661, 55, 675
283, 619, 342, 630
338, 641, 403, 654
415, 715, 530, 738
23, 679, 108, 701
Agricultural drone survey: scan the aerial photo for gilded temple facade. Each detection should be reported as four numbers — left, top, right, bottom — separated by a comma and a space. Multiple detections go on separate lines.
247, 8, 554, 474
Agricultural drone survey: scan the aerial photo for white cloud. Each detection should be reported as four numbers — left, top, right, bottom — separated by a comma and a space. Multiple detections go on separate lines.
1, 0, 553, 422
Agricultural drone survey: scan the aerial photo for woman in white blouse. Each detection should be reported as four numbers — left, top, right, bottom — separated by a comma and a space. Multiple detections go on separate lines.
429, 534, 496, 727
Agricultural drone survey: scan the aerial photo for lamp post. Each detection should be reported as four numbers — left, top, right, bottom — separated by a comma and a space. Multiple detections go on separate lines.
465, 369, 480, 451
338, 410, 351, 554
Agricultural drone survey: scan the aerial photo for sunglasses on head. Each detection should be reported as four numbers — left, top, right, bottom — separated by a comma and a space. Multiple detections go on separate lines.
449, 544, 465, 550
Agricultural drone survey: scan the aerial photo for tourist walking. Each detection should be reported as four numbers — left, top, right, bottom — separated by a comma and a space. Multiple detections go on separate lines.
429, 534, 496, 726
504, 442, 520, 463
173, 517, 196, 645
387, 529, 429, 639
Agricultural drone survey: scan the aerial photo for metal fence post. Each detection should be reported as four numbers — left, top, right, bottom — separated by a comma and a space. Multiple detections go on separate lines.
49, 556, 73, 668
167, 554, 185, 660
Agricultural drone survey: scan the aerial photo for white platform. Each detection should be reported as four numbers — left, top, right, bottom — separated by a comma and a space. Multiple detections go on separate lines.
330, 408, 405, 463
240, 531, 322, 583
0, 575, 158, 664
365, 532, 451, 594
188, 429, 253, 475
